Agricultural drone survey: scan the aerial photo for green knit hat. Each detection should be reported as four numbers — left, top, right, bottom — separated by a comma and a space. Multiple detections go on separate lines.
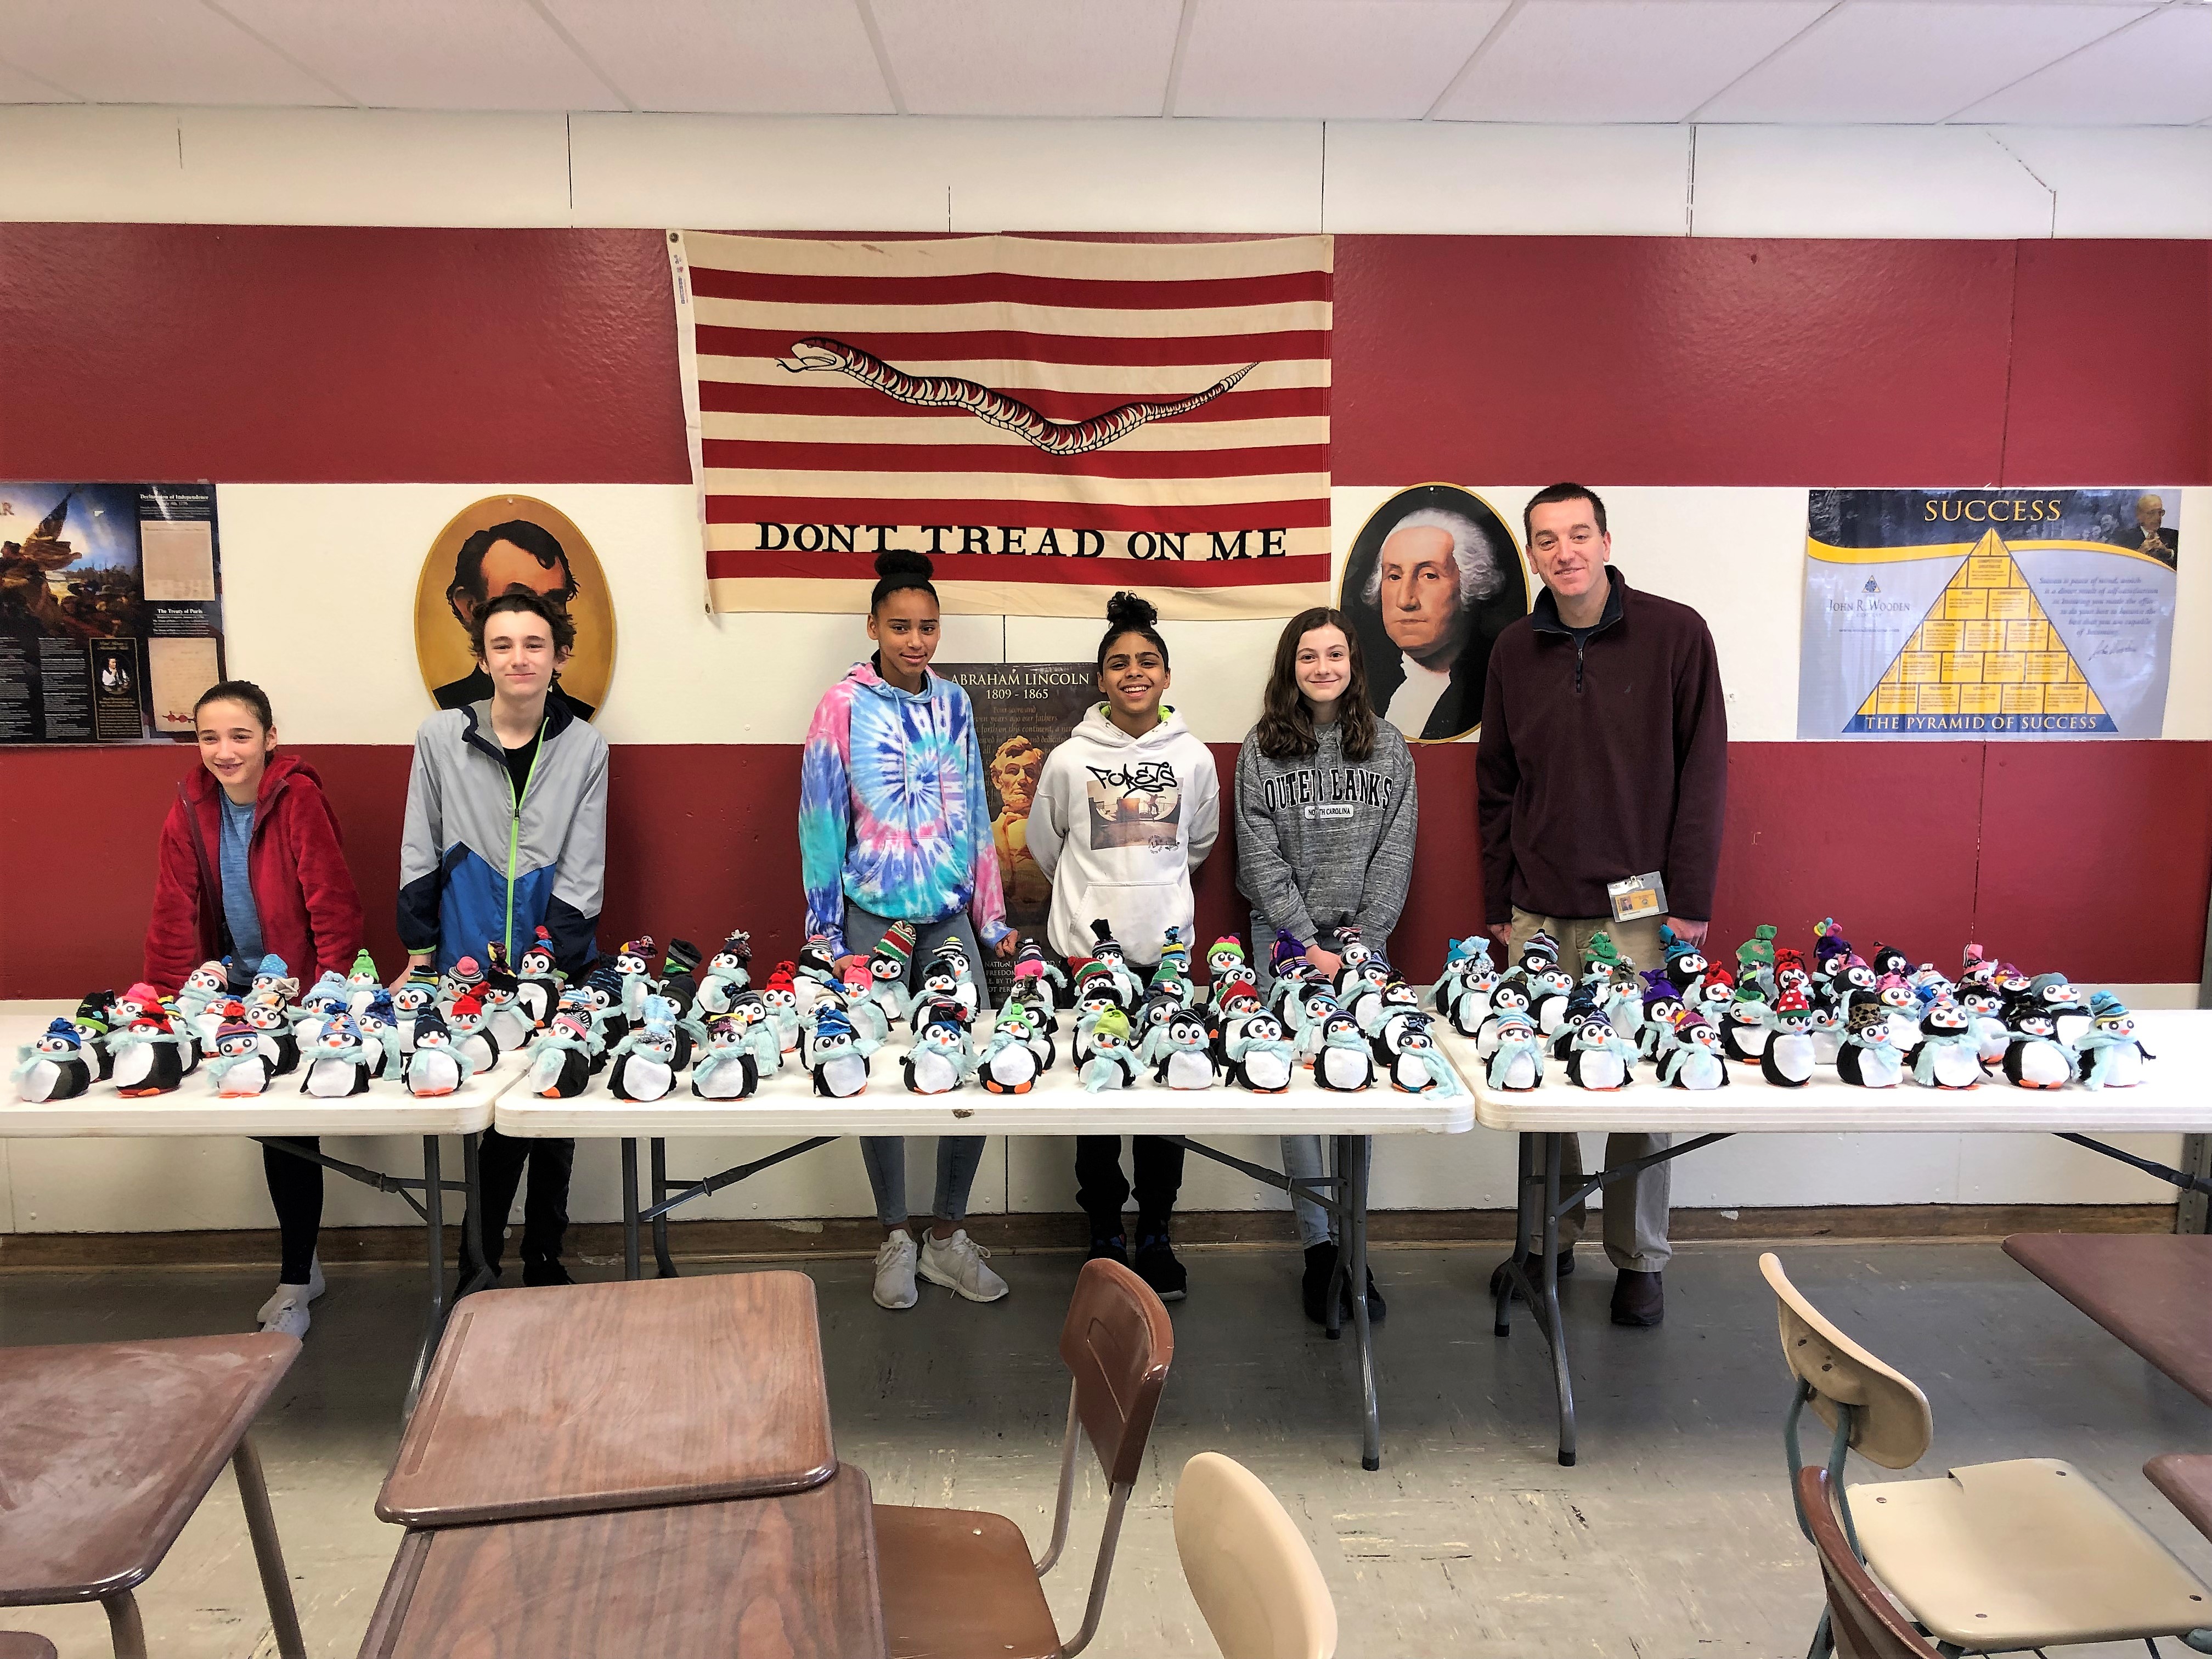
1582, 932, 1622, 970
348, 947, 379, 982
1093, 1007, 1131, 1045
1737, 925, 1779, 969
871, 921, 917, 975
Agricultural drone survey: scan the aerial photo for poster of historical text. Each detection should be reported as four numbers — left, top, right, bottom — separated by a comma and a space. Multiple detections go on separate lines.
1798, 488, 2178, 739
673, 233, 1331, 621
0, 482, 226, 744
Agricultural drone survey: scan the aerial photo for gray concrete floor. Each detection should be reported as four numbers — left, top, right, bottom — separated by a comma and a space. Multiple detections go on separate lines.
4, 1240, 2210, 1658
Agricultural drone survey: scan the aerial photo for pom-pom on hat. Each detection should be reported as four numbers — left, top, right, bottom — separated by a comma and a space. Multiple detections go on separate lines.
522, 924, 557, 958
1774, 946, 1806, 979
39, 1015, 84, 1050
1701, 965, 1736, 996
216, 1002, 254, 1043
1813, 918, 1851, 966
1736, 924, 1778, 969
448, 956, 485, 996
871, 921, 918, 974
764, 963, 797, 996
716, 929, 753, 965
1159, 927, 1189, 975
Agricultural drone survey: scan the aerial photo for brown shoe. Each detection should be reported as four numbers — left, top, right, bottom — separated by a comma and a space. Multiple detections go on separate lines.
1610, 1268, 1663, 1327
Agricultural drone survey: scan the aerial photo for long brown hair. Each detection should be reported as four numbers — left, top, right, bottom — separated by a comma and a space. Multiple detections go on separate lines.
1256, 607, 1375, 762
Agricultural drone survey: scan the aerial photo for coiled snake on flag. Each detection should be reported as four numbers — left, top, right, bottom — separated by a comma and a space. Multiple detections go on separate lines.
780, 336, 1255, 456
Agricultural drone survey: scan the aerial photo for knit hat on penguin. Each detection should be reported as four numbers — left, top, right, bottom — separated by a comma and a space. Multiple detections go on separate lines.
1092, 1007, 1131, 1045
253, 953, 289, 983
871, 921, 918, 976
38, 1014, 85, 1051
715, 929, 753, 966
412, 1007, 452, 1045
1772, 987, 1810, 1015
1662, 928, 1703, 973
1736, 924, 1778, 970
661, 939, 702, 978
1582, 932, 1623, 972
1270, 930, 1306, 977
618, 935, 657, 966
586, 963, 625, 1001
448, 992, 484, 1024
362, 987, 397, 1026
1640, 970, 1685, 1008
1520, 929, 1560, 967
1013, 938, 1047, 981
1773, 946, 1807, 981
521, 925, 558, 964
348, 948, 379, 981
1813, 918, 1851, 969
448, 956, 486, 997
1159, 927, 1190, 978
764, 963, 796, 997
324, 1012, 365, 1046
1207, 934, 1248, 971
1089, 917, 1125, 961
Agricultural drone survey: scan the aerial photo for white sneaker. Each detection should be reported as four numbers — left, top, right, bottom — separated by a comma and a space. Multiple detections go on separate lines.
256, 1255, 325, 1332
872, 1231, 919, 1311
918, 1229, 1010, 1304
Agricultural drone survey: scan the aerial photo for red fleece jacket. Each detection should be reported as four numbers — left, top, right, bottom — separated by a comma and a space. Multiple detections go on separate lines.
143, 753, 365, 995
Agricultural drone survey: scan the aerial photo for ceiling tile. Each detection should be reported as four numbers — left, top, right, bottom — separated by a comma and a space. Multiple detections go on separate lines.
1954, 5, 2212, 124
868, 0, 1183, 117
539, 0, 892, 114
1435, 0, 1830, 123
0, 53, 78, 101
1175, 0, 1509, 120
1701, 3, 2151, 125
0, 0, 347, 105
215, 0, 623, 110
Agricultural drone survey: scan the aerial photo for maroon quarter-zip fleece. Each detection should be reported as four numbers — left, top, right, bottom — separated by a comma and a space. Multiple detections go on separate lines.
1476, 567, 1729, 927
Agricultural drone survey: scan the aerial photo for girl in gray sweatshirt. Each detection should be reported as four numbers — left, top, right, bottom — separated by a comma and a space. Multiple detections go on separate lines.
1234, 606, 1418, 1324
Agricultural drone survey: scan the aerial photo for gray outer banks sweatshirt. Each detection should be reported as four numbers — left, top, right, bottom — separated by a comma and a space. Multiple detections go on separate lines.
1233, 720, 1418, 950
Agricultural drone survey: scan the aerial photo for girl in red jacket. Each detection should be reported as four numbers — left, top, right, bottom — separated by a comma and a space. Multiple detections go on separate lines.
145, 680, 364, 1340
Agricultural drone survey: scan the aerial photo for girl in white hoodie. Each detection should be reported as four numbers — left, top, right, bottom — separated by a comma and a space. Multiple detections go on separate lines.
1029, 591, 1220, 1301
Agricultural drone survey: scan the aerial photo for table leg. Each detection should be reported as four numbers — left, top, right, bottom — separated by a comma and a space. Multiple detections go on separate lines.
1497, 1133, 1539, 1337
1321, 1134, 1346, 1342
650, 1137, 678, 1279
405, 1135, 447, 1414
1346, 1132, 1381, 1472
232, 1433, 306, 1659
101, 1591, 145, 1659
1542, 1132, 1578, 1467
621, 1137, 642, 1281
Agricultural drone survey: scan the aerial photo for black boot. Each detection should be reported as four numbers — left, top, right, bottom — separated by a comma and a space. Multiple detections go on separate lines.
1087, 1222, 1128, 1266
1133, 1216, 1187, 1302
521, 1251, 574, 1288
1301, 1242, 1338, 1324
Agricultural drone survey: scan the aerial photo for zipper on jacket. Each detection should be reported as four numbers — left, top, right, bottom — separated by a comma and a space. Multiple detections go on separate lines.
503, 721, 547, 960
1575, 637, 1587, 695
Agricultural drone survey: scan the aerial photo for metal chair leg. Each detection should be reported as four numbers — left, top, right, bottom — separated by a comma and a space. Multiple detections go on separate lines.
101, 1592, 145, 1659
232, 1433, 307, 1659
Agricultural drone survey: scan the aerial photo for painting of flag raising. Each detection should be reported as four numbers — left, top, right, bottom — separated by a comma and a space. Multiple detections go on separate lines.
672, 233, 1331, 620
1798, 488, 2179, 739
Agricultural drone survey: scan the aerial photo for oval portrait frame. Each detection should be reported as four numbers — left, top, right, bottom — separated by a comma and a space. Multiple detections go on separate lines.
413, 495, 617, 719
1337, 483, 1530, 743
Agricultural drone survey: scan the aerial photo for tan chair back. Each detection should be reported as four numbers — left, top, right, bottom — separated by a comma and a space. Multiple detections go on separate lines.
1759, 1252, 1932, 1470
1798, 1468, 1941, 1659
1175, 1453, 1337, 1659
1059, 1256, 1176, 1489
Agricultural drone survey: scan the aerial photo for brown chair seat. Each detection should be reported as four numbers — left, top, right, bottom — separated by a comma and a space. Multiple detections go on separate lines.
874, 1505, 1063, 1659
0, 1635, 59, 1659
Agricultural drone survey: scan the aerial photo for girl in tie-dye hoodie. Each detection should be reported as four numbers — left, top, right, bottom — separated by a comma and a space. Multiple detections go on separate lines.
799, 549, 1014, 1313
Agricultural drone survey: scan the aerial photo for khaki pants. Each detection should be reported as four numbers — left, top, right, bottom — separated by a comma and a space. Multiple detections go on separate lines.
1510, 907, 1673, 1273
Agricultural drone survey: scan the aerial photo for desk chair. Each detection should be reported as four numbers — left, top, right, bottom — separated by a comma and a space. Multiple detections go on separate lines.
1798, 1468, 1943, 1659
1174, 1452, 1336, 1659
874, 1257, 1173, 1659
1762, 1251, 2211, 1658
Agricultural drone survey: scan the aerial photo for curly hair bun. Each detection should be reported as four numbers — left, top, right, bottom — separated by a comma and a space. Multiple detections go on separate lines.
1105, 590, 1158, 631
874, 548, 934, 581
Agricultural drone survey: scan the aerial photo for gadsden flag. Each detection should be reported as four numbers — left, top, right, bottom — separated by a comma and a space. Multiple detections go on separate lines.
673, 232, 1331, 619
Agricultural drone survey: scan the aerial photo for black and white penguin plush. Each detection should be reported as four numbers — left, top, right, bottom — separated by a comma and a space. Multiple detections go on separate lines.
1835, 1000, 1905, 1089
977, 1003, 1045, 1095
300, 1014, 374, 1098
1658, 1015, 1730, 1090
403, 1010, 474, 1099
11, 1018, 93, 1102
901, 1019, 974, 1096
524, 1012, 597, 1099
690, 1018, 761, 1100
1224, 1011, 1296, 1094
1561, 1013, 1637, 1092
1313, 1011, 1376, 1093
810, 1008, 879, 1098
205, 1012, 272, 1098
607, 1012, 681, 1104
244, 997, 301, 1076
109, 1013, 188, 1098
1476, 979, 1537, 1059
446, 995, 501, 1075
1150, 1009, 1218, 1091
2001, 1006, 2076, 1090
1759, 991, 1819, 1088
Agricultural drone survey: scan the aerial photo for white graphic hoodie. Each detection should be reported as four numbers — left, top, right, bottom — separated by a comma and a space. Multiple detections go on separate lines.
1028, 703, 1221, 967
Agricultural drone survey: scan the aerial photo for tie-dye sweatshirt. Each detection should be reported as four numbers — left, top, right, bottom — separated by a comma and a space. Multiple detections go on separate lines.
800, 659, 1011, 958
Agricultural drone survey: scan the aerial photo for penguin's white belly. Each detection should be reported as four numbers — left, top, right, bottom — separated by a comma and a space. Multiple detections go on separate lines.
193, 1011, 223, 1054
2054, 1012, 2090, 1048
987, 1047, 1037, 1087
1973, 1024, 2009, 1065
1857, 1048, 1903, 1088
1536, 1000, 1565, 1037
1238, 1050, 1290, 1091
1677, 1052, 1726, 1090
410, 1053, 463, 1096
1928, 1043, 1980, 1089
460, 1035, 498, 1072
819, 1054, 870, 1097
2017, 1043, 2072, 1087
792, 981, 831, 1017
909, 1051, 961, 1094
1883, 1014, 1915, 1048
1573, 1051, 1627, 1090
1476, 1020, 1509, 1059
489, 1010, 533, 1050
1812, 1030, 1842, 1066
348, 989, 375, 1017
1449, 992, 1490, 1034
525, 1049, 566, 1093
1390, 1053, 1432, 1090
1492, 1051, 1536, 1091
1769, 1034, 1816, 1083
397, 1020, 420, 1054
16, 1059, 63, 1101
111, 1045, 157, 1090
1733, 1024, 1769, 1057
1321, 1047, 1370, 1090
256, 1032, 285, 1063
218, 1057, 269, 1096
304, 1058, 357, 1097
696, 982, 732, 1015
694, 1058, 749, 1098
619, 1057, 674, 1101
2097, 1046, 2145, 1087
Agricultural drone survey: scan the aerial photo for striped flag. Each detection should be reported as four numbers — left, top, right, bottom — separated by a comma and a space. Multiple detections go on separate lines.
673, 233, 1331, 619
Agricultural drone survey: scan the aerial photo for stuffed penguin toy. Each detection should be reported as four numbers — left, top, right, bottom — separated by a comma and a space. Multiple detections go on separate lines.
1387, 1018, 1465, 1096
1476, 977, 1536, 1059
1485, 1015, 1545, 1093
2076, 992, 2153, 1090
1363, 980, 1425, 1057
1210, 979, 1264, 1069
344, 949, 382, 1018
1957, 984, 2010, 1073
1563, 1011, 1638, 1091
902, 955, 968, 1034
1807, 997, 1845, 1068
355, 989, 403, 1080
694, 929, 754, 1017
1658, 1011, 1730, 1090
1435, 939, 1498, 1037
809, 1007, 879, 1098
1011, 937, 1069, 1017
13, 1016, 94, 1102
978, 1000, 1046, 1095
301, 1012, 373, 1098
392, 964, 443, 1054
1080, 1008, 1138, 1093
1203, 935, 1250, 1012
242, 995, 301, 1076
2024, 972, 2090, 1049
1526, 962, 1576, 1037
901, 1017, 973, 1096
206, 1007, 273, 1097
1514, 927, 1560, 980
176, 959, 230, 1051
1071, 963, 1130, 1065
1908, 1002, 1982, 1091
1315, 1010, 1378, 1092
582, 964, 630, 1056
658, 939, 703, 1020
1660, 926, 1709, 1007
523, 1009, 596, 1099
1735, 924, 1780, 999
72, 990, 119, 1080
613, 936, 662, 1023
1548, 986, 1601, 1062
1139, 1007, 1212, 1090
1719, 984, 1771, 1063
512, 929, 566, 1029
447, 992, 500, 1075
1835, 998, 1906, 1089
1759, 989, 1819, 1087
109, 1009, 190, 1098
1636, 973, 1686, 1065
2001, 1005, 2076, 1090
404, 1008, 476, 1098
1226, 1011, 1296, 1094
690, 1016, 761, 1099
479, 957, 535, 1054
607, 997, 682, 1103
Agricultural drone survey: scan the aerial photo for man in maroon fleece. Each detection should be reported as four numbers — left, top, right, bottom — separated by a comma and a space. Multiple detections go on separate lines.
1476, 483, 1728, 1328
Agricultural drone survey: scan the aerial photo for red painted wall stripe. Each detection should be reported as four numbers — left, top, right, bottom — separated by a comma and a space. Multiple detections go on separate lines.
701, 440, 1330, 479
6, 742, 2204, 1002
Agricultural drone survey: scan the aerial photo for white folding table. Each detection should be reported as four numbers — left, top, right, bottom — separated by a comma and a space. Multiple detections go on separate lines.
2, 1009, 517, 1403
494, 1014, 1475, 1470
1446, 1008, 2212, 1466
